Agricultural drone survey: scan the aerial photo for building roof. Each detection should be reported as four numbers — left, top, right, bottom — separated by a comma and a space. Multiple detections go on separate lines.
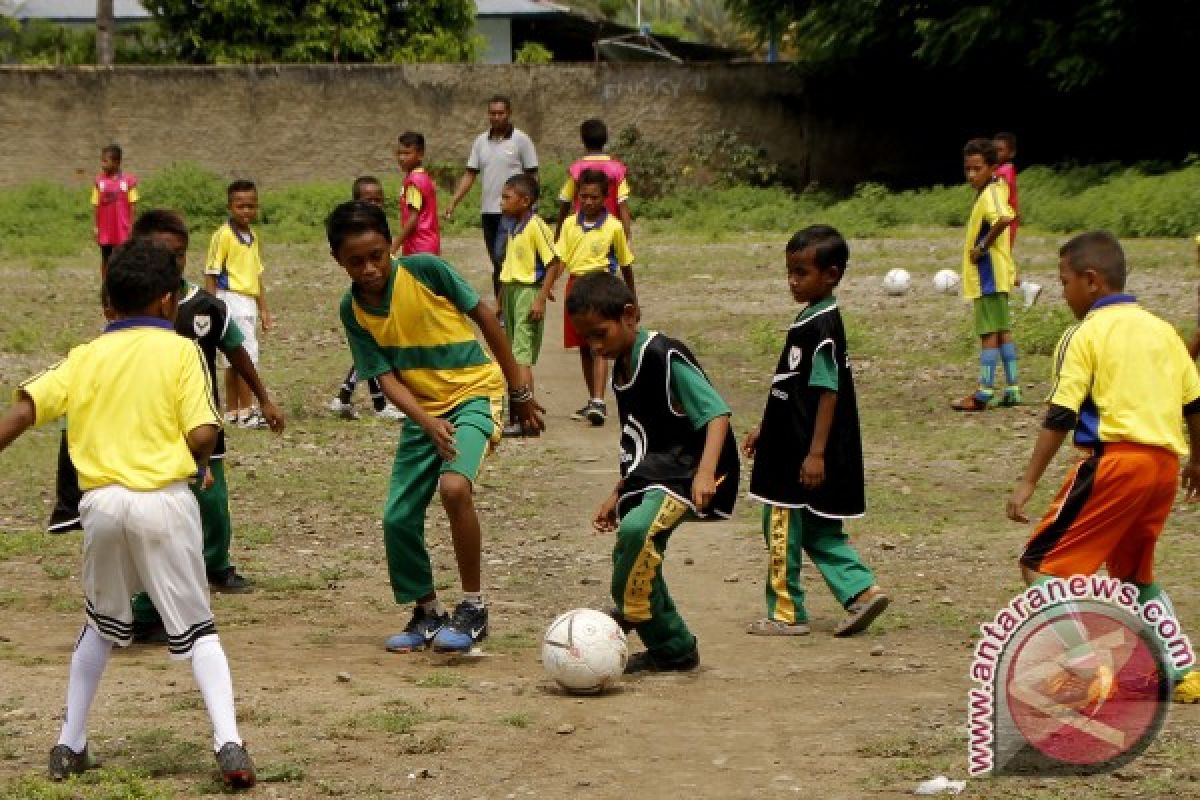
12, 0, 152, 21
476, 0, 568, 16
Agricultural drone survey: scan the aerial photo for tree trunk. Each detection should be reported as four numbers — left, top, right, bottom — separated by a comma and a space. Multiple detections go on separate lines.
96, 0, 114, 65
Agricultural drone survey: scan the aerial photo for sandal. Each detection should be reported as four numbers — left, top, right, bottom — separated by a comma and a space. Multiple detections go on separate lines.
834, 591, 890, 637
746, 618, 811, 636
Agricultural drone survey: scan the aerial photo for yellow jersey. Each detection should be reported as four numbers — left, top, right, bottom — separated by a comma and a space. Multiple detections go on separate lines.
556, 211, 634, 277
961, 178, 1016, 299
205, 221, 264, 297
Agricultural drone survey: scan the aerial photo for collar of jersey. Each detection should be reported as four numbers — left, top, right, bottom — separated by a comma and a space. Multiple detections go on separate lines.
228, 218, 255, 246
582, 154, 611, 161
352, 261, 400, 317
104, 316, 174, 333
576, 209, 609, 230
488, 124, 515, 140
797, 294, 836, 321
510, 212, 535, 236
1090, 293, 1136, 311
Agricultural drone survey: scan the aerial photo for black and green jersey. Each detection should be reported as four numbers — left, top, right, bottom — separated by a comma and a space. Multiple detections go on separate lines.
175, 281, 244, 458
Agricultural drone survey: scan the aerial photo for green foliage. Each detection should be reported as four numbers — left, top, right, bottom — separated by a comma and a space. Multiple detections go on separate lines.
513, 41, 553, 65
0, 20, 176, 65
686, 130, 779, 188
615, 126, 677, 199
0, 768, 172, 799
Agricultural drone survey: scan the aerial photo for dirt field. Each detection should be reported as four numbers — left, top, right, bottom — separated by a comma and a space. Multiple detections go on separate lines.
2, 229, 1199, 799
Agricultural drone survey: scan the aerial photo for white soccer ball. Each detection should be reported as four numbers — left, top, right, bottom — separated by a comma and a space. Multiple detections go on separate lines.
932, 268, 961, 294
542, 608, 628, 694
882, 268, 912, 296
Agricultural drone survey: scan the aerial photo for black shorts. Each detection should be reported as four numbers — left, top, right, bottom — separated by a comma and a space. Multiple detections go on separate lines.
481, 213, 504, 290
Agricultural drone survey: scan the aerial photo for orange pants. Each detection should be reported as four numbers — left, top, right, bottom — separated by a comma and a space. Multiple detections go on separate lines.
1021, 443, 1179, 584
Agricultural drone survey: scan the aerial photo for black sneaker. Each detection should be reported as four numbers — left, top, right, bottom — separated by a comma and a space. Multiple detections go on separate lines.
215, 741, 256, 790
48, 743, 93, 780
208, 567, 252, 594
385, 606, 449, 653
624, 642, 700, 674
583, 400, 607, 427
570, 402, 591, 421
132, 620, 169, 645
46, 510, 83, 534
431, 601, 488, 653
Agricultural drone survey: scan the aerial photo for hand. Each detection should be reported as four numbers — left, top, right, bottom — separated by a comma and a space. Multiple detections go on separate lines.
528, 295, 547, 322
421, 416, 458, 462
593, 492, 619, 533
511, 396, 546, 435
443, 204, 456, 221
1183, 460, 1200, 502
800, 453, 825, 489
970, 246, 985, 264
192, 466, 215, 491
1007, 479, 1036, 523
260, 399, 286, 433
691, 470, 717, 512
742, 426, 760, 459
260, 310, 274, 333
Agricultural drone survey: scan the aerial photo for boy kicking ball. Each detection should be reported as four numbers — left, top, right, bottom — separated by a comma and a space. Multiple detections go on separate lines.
327, 201, 543, 654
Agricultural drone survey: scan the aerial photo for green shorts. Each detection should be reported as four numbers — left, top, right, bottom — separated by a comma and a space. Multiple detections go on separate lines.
501, 282, 544, 367
973, 293, 1011, 336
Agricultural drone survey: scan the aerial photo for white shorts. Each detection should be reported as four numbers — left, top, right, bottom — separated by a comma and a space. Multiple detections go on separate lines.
216, 289, 259, 367
78, 482, 216, 660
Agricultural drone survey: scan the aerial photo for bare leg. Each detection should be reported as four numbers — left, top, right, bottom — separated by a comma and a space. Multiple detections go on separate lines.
439, 473, 480, 593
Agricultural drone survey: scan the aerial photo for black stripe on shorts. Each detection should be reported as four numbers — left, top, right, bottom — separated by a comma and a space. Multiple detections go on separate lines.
1020, 453, 1101, 571
168, 619, 218, 656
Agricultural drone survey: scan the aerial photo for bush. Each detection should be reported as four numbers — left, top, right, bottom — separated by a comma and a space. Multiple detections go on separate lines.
513, 41, 553, 65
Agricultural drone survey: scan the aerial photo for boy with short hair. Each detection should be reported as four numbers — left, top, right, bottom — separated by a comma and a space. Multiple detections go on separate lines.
568, 272, 739, 672
1007, 231, 1200, 704
391, 132, 441, 257
206, 180, 273, 429
92, 144, 138, 275
0, 240, 255, 788
498, 173, 562, 436
327, 201, 544, 654
952, 138, 1021, 412
555, 169, 635, 426
330, 176, 405, 421
555, 118, 633, 240
993, 132, 1040, 308
743, 225, 888, 637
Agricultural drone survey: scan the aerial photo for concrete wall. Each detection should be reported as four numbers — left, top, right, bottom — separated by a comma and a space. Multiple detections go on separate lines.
0, 64, 817, 189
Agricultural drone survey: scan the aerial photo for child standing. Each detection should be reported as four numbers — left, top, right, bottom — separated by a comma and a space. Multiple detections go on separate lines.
1007, 231, 1200, 704
327, 201, 544, 654
568, 272, 739, 672
743, 225, 888, 637
92, 144, 138, 276
205, 180, 273, 429
556, 169, 635, 426
391, 132, 441, 257
0, 240, 255, 788
993, 132, 1040, 308
555, 118, 633, 240
952, 138, 1020, 412
329, 176, 405, 421
497, 173, 562, 436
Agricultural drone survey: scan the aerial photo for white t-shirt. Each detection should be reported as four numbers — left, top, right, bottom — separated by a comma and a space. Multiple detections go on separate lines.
467, 127, 538, 214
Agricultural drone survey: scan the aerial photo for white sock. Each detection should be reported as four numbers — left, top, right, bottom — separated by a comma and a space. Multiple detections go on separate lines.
462, 592, 484, 608
191, 636, 241, 751
419, 598, 444, 616
592, 397, 604, 404
58, 625, 112, 752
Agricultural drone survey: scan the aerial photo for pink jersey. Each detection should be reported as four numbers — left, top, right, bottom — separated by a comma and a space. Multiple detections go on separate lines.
994, 162, 1019, 245
400, 168, 441, 256
568, 156, 628, 217
93, 172, 138, 246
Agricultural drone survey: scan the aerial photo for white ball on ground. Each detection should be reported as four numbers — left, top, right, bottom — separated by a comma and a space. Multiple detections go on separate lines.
542, 608, 628, 694
882, 268, 912, 296
932, 269, 961, 294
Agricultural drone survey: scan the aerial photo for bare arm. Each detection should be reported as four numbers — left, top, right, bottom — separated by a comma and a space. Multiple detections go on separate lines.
618, 202, 633, 242
204, 275, 218, 294
444, 170, 478, 218
554, 200, 571, 240
691, 414, 731, 511
225, 345, 284, 432
530, 258, 563, 322
971, 216, 1014, 262
800, 391, 837, 488
256, 286, 272, 332
468, 301, 545, 432
619, 263, 637, 305
186, 423, 219, 467
375, 371, 459, 462
1007, 425, 1070, 522
1184, 412, 1200, 501
0, 394, 36, 453
391, 207, 420, 256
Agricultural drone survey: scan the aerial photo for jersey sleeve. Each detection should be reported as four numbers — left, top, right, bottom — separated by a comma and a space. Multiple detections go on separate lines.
668, 354, 731, 430
1178, 339, 1200, 405
517, 132, 538, 170
466, 136, 483, 170
809, 340, 840, 391
339, 293, 393, 380
558, 175, 576, 204
1048, 325, 1092, 412
205, 228, 228, 276
177, 342, 222, 436
532, 219, 561, 265
90, 187, 99, 207
404, 183, 423, 211
404, 256, 481, 314
218, 314, 245, 354
612, 224, 634, 267
617, 177, 631, 203
983, 183, 1014, 224
128, 186, 140, 204
17, 357, 72, 426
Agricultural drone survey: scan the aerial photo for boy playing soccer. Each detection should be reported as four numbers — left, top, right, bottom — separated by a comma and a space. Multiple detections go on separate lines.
206, 180, 273, 429
554, 118, 633, 240
568, 272, 739, 672
498, 173, 562, 436
1007, 231, 1200, 704
92, 144, 138, 275
0, 240, 255, 788
743, 225, 888, 637
327, 201, 544, 654
993, 132, 1041, 308
391, 132, 441, 257
330, 176, 405, 421
952, 138, 1021, 412
556, 169, 635, 426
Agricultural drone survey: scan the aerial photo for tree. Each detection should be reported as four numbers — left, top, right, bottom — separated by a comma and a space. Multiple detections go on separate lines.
724, 0, 1200, 91
96, 0, 113, 65
144, 0, 478, 64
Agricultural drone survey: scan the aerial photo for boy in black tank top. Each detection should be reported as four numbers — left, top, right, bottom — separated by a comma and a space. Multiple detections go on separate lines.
566, 273, 739, 673
744, 225, 888, 637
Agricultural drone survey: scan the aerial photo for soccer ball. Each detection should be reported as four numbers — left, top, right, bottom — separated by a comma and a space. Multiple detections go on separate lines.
542, 608, 628, 694
882, 268, 912, 296
932, 269, 961, 294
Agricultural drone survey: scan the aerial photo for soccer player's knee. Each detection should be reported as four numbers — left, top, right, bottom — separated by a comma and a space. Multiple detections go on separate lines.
614, 519, 647, 554
438, 473, 473, 508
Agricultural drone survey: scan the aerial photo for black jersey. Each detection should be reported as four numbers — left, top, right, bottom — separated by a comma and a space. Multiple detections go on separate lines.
175, 283, 232, 459
613, 331, 739, 520
749, 301, 865, 517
